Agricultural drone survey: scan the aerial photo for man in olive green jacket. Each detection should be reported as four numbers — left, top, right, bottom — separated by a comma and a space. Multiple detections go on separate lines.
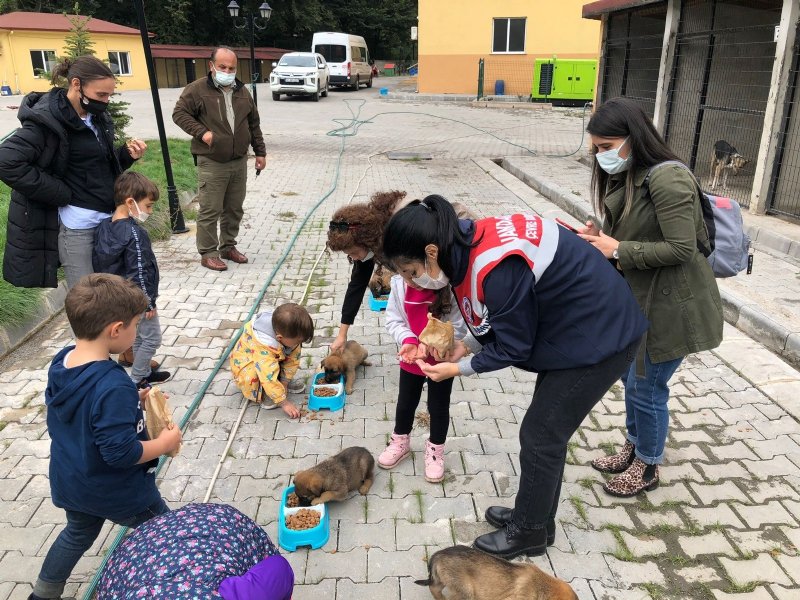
173, 47, 266, 272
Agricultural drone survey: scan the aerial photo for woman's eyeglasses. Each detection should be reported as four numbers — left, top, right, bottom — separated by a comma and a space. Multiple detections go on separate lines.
329, 221, 360, 232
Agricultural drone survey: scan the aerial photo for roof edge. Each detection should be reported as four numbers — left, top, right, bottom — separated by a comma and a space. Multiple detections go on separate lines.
583, 0, 665, 19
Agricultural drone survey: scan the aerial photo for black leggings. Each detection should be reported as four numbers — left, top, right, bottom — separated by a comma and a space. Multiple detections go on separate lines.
394, 368, 454, 445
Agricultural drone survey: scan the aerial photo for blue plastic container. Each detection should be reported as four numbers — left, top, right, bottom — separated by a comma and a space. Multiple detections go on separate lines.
495, 79, 505, 96
379, 87, 389, 96
278, 485, 330, 551
368, 294, 389, 311
308, 373, 346, 412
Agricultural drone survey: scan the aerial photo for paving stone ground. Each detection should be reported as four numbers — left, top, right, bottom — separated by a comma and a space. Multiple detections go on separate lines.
2, 79, 800, 599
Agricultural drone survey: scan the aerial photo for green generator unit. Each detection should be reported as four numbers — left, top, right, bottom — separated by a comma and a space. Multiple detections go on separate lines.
531, 58, 597, 104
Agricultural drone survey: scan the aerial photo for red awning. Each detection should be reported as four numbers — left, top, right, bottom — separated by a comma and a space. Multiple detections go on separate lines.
150, 44, 290, 61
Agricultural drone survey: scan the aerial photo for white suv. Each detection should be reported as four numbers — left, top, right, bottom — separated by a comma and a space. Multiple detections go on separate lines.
270, 52, 330, 102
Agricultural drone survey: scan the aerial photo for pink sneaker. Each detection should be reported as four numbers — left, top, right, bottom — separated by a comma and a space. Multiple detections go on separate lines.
378, 433, 411, 469
424, 439, 445, 483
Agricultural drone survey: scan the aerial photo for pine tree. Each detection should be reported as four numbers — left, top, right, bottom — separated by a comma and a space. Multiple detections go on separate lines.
57, 2, 131, 142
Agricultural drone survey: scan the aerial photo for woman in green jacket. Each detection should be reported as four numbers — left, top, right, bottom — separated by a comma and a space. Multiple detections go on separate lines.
579, 97, 723, 497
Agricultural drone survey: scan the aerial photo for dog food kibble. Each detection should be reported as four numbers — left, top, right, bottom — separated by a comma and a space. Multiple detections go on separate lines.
286, 492, 300, 508
285, 508, 321, 530
315, 387, 337, 397
378, 295, 389, 301
315, 374, 326, 384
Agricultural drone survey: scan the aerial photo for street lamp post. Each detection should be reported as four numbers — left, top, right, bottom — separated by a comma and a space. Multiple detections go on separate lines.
132, 0, 188, 234
226, 1, 272, 106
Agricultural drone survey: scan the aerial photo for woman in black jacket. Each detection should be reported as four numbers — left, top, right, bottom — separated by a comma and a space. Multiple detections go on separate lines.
0, 55, 146, 290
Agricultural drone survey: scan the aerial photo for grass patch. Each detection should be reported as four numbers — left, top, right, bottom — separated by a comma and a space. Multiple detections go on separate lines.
131, 138, 197, 241
0, 421, 6, 432
413, 489, 425, 523
570, 496, 588, 524
606, 525, 636, 562
0, 184, 43, 326
640, 583, 667, 599
0, 138, 196, 327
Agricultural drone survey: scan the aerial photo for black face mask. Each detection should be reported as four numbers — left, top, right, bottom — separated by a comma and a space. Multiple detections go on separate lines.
79, 87, 109, 116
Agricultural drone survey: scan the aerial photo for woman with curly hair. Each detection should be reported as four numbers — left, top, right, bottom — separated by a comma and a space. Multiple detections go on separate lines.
327, 191, 474, 351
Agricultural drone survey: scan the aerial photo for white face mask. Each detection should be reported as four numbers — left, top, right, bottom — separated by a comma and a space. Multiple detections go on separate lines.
596, 138, 630, 174
412, 259, 449, 290
130, 200, 149, 223
213, 68, 236, 87
361, 250, 375, 262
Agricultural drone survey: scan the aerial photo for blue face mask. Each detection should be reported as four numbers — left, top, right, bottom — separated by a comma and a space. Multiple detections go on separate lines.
213, 68, 236, 87
596, 138, 630, 174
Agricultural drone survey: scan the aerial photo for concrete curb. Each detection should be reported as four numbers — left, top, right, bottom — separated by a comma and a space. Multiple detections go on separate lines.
500, 157, 800, 367
0, 282, 68, 360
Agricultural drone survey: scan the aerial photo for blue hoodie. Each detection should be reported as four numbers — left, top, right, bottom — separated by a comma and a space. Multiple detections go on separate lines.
46, 346, 161, 521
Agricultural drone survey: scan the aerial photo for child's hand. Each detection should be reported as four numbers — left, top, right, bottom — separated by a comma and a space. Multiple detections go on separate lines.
281, 400, 300, 419
145, 308, 157, 319
159, 423, 182, 455
415, 342, 430, 361
398, 343, 418, 364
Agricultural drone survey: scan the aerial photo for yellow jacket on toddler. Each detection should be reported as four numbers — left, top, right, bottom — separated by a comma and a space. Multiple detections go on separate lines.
230, 310, 301, 405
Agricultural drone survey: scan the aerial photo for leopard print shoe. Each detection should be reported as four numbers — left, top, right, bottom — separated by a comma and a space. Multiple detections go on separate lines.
591, 440, 635, 474
603, 458, 659, 497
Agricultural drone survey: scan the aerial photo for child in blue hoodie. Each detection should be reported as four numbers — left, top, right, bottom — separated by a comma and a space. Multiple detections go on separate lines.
29, 273, 182, 600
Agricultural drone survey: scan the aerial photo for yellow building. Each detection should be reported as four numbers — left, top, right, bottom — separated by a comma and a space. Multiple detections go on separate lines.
0, 11, 150, 94
418, 0, 601, 95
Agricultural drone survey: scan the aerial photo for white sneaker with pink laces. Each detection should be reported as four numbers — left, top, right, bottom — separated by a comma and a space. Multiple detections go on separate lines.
424, 439, 445, 483
378, 433, 411, 469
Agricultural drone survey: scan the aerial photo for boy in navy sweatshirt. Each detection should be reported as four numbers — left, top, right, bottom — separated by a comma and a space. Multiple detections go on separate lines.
93, 172, 170, 388
29, 273, 182, 600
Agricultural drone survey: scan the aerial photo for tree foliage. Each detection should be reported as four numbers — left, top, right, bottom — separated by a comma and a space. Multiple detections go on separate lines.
0, 0, 418, 60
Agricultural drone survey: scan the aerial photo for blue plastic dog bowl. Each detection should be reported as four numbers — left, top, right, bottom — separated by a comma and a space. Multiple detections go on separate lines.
308, 373, 346, 411
278, 485, 330, 551
368, 294, 389, 311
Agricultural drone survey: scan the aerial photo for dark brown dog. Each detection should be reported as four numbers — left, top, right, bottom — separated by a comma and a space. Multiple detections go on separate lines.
293, 446, 375, 506
320, 340, 370, 394
368, 264, 393, 299
415, 545, 578, 600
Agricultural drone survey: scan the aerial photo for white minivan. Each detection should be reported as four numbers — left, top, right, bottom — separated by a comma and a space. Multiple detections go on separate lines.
311, 32, 373, 90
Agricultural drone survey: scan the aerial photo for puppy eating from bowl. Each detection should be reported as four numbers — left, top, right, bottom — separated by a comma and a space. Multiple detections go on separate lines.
292, 447, 375, 506
320, 340, 370, 394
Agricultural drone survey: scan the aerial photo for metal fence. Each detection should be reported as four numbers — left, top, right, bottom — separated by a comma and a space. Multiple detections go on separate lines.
477, 57, 538, 100
600, 3, 668, 118
664, 0, 782, 209
768, 19, 800, 219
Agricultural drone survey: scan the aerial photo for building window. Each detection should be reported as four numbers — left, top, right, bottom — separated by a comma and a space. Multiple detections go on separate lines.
30, 50, 57, 77
492, 18, 526, 53
108, 51, 132, 75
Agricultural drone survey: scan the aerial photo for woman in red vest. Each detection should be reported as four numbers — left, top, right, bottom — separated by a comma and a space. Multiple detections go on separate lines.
381, 194, 648, 559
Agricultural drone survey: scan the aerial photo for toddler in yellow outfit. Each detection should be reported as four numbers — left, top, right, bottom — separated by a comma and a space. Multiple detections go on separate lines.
230, 303, 314, 419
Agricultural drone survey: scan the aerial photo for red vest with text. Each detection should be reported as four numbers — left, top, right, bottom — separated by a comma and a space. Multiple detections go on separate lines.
453, 214, 560, 337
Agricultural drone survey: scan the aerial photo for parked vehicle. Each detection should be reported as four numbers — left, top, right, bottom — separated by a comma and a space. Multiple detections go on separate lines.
312, 32, 373, 90
269, 52, 330, 101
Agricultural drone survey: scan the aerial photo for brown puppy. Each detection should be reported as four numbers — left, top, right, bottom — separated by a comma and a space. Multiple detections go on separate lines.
320, 340, 370, 394
293, 446, 375, 506
368, 264, 393, 299
415, 545, 578, 600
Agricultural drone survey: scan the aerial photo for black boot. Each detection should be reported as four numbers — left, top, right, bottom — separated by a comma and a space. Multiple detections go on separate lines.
484, 506, 556, 546
473, 521, 548, 559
